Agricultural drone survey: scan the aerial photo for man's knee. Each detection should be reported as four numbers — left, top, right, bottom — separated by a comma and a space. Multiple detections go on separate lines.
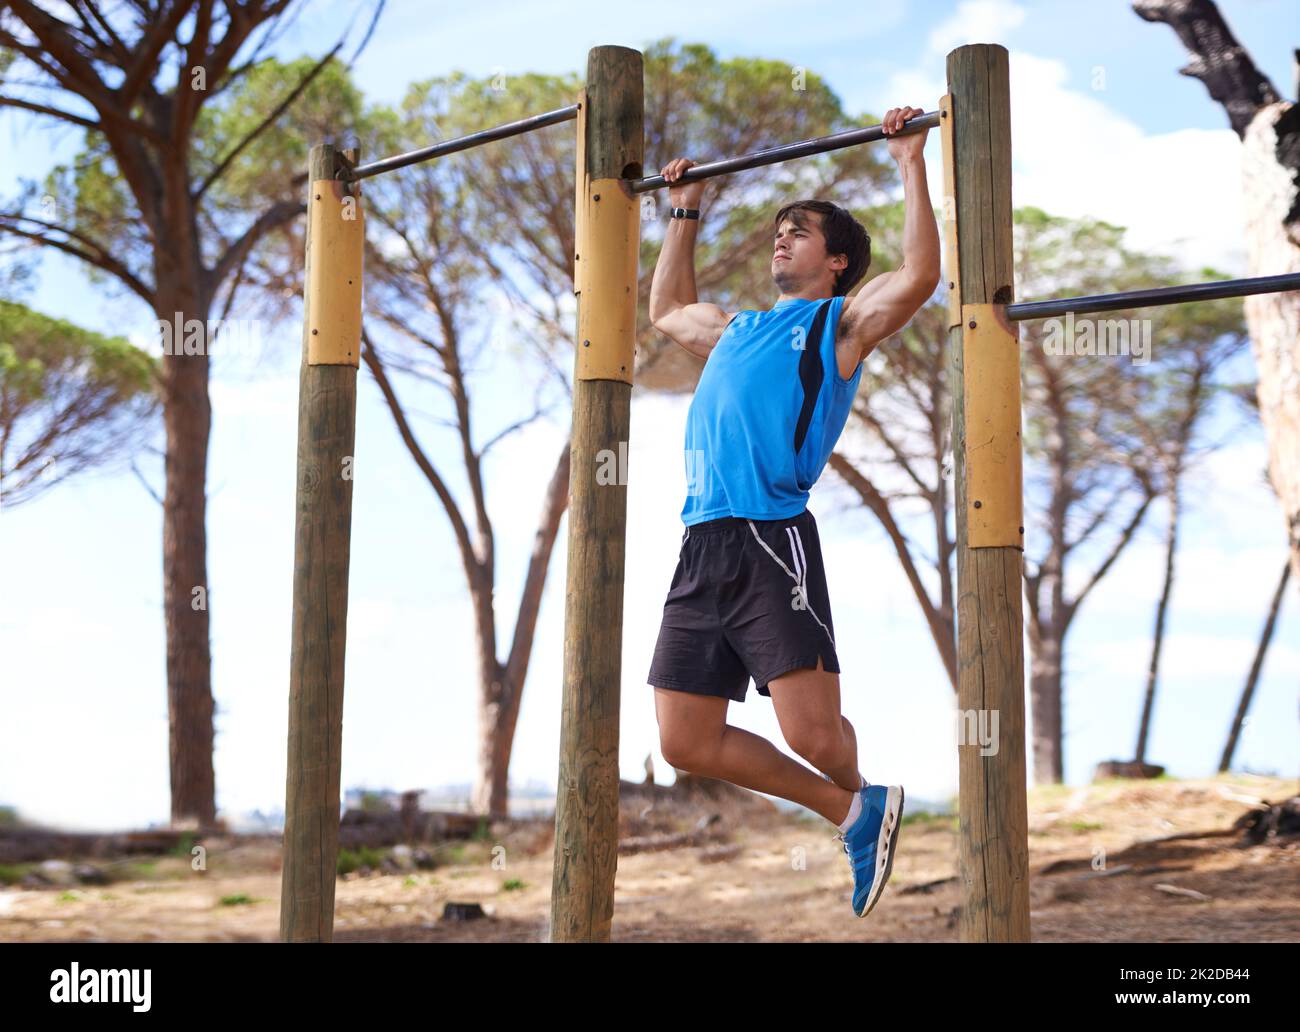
659, 733, 717, 773
655, 687, 727, 773
659, 719, 726, 772
786, 724, 847, 771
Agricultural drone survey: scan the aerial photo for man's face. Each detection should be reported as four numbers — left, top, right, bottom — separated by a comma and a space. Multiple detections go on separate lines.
771, 212, 845, 294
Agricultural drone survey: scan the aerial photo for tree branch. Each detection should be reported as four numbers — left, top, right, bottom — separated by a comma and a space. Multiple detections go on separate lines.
1133, 0, 1282, 137
194, 39, 343, 202
0, 213, 154, 304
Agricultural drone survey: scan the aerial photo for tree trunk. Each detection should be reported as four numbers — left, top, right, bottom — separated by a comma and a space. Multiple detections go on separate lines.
1028, 625, 1064, 785
159, 293, 216, 829
1135, 487, 1179, 764
471, 439, 571, 818
1135, 0, 1300, 593
1220, 558, 1291, 771
474, 659, 513, 819
1241, 102, 1300, 593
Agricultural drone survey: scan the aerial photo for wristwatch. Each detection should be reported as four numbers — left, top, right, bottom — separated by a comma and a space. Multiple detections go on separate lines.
670, 207, 700, 220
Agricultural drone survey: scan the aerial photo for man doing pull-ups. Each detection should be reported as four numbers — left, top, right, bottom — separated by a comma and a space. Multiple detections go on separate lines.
645, 106, 941, 918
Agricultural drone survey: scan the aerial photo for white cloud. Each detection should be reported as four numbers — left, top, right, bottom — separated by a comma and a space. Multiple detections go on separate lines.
926, 0, 1027, 54
873, 4, 1248, 278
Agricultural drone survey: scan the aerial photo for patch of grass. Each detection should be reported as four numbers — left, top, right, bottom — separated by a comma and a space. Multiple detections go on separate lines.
336, 846, 385, 876
501, 878, 525, 891
0, 863, 29, 886
1069, 820, 1103, 832
219, 893, 255, 906
118, 860, 162, 882
57, 890, 82, 902
166, 832, 198, 859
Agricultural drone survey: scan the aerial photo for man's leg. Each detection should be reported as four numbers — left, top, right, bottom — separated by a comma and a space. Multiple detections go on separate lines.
765, 655, 863, 792
654, 686, 854, 824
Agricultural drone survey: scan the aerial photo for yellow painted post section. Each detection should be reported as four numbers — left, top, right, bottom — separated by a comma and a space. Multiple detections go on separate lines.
307, 178, 364, 367
574, 176, 638, 384
961, 303, 1024, 549
939, 93, 962, 331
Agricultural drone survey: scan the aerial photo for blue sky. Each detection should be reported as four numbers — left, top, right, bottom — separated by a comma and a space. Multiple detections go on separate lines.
1, 0, 1297, 830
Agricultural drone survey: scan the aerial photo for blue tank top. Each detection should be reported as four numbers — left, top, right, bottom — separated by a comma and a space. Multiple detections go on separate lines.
681, 295, 863, 524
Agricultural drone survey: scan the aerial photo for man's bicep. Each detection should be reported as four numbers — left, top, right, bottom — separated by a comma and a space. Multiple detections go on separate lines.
653, 302, 734, 357
841, 271, 933, 349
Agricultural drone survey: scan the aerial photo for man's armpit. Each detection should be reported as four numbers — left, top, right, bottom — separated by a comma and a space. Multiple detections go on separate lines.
835, 305, 856, 342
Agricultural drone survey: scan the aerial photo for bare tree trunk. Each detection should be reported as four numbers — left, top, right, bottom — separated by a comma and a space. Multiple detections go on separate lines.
480, 441, 572, 817
475, 657, 512, 819
469, 439, 571, 818
159, 288, 216, 829
1220, 559, 1291, 771
1135, 0, 1300, 590
1028, 627, 1065, 785
1242, 104, 1300, 592
1135, 487, 1179, 765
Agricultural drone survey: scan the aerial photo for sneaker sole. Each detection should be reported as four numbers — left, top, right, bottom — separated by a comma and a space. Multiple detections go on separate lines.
858, 784, 904, 918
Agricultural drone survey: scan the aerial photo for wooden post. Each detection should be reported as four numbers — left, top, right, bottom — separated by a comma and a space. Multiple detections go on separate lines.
281, 143, 364, 943
549, 46, 643, 943
944, 45, 1031, 942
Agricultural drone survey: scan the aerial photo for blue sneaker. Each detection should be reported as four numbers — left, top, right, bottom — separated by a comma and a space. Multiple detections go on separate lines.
833, 783, 905, 917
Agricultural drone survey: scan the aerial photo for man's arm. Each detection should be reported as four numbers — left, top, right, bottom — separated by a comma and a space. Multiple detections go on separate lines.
648, 201, 735, 360
839, 121, 942, 364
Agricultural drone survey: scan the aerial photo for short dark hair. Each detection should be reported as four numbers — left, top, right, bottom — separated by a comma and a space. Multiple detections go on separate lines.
773, 200, 871, 296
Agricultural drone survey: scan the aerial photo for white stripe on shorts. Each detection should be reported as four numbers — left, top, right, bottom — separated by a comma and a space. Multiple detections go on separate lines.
747, 519, 836, 649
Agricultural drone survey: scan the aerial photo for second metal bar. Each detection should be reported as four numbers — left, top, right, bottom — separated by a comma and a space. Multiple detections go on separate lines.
1006, 271, 1300, 321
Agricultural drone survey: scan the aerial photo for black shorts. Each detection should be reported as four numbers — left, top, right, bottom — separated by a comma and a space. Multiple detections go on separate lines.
646, 507, 841, 702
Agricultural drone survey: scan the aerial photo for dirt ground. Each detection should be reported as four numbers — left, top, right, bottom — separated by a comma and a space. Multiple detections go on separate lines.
2, 773, 1297, 943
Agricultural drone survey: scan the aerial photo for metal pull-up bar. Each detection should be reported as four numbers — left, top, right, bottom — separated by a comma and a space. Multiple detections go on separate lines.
1005, 270, 1300, 321
628, 110, 942, 193
345, 103, 582, 181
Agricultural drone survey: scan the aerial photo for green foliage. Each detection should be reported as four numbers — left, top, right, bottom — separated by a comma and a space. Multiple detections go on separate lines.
0, 299, 155, 400
218, 894, 255, 906
13, 45, 373, 324
358, 792, 391, 813
336, 846, 385, 875
166, 832, 198, 859
0, 299, 159, 505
